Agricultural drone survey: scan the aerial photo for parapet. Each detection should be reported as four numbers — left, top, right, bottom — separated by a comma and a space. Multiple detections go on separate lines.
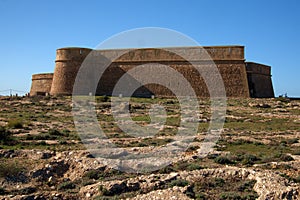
97, 45, 245, 62
55, 47, 93, 62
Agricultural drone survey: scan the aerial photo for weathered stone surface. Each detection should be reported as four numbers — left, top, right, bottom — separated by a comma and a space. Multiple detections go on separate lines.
30, 73, 53, 96
30, 46, 274, 98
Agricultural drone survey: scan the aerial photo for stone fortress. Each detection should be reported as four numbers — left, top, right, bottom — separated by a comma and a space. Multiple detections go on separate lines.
30, 46, 274, 98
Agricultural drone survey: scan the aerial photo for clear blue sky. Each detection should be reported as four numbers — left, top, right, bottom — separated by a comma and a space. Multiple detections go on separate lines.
0, 0, 299, 96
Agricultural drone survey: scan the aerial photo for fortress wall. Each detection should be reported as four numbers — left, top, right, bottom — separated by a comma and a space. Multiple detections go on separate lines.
48, 46, 248, 97
98, 46, 245, 62
50, 47, 92, 95
94, 46, 249, 97
33, 46, 260, 97
96, 63, 128, 96
30, 73, 53, 96
217, 62, 249, 97
246, 62, 274, 98
96, 60, 249, 97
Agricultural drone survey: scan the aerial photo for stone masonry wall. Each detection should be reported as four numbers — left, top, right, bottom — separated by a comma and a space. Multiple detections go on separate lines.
50, 48, 92, 96
96, 46, 249, 97
96, 61, 249, 98
246, 62, 274, 98
30, 73, 53, 96
30, 46, 274, 98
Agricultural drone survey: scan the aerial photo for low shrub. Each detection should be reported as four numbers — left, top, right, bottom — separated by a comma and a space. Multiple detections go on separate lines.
7, 119, 23, 129
0, 161, 23, 178
37, 141, 47, 146
279, 154, 294, 162
237, 180, 256, 192
26, 132, 61, 141
194, 193, 206, 199
293, 176, 300, 183
59, 140, 67, 145
286, 138, 298, 144
97, 96, 110, 102
241, 154, 260, 166
169, 179, 189, 187
98, 185, 110, 196
220, 192, 241, 200
0, 187, 5, 195
84, 169, 102, 180
48, 129, 65, 136
57, 181, 76, 191
19, 187, 36, 195
214, 155, 234, 165
280, 174, 300, 183
214, 178, 225, 187
0, 127, 13, 143
186, 163, 203, 171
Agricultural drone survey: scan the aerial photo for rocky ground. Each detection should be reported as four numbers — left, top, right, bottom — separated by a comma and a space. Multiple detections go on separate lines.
0, 96, 299, 199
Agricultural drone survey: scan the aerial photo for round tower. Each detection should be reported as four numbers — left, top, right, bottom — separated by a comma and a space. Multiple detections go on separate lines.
50, 47, 92, 96
30, 73, 54, 96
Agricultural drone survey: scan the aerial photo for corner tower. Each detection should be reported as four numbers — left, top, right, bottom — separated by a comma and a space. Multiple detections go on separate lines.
50, 47, 92, 96
30, 73, 53, 96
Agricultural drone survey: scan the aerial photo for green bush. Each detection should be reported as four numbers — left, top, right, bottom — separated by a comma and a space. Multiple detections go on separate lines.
186, 163, 203, 171
37, 141, 47, 146
81, 179, 95, 186
0, 161, 23, 178
94, 195, 119, 200
7, 119, 23, 129
26, 132, 62, 141
195, 193, 206, 200
0, 127, 13, 142
280, 173, 300, 183
293, 150, 300, 155
25, 134, 33, 140
59, 140, 67, 145
169, 179, 189, 187
57, 181, 76, 191
293, 176, 300, 183
237, 180, 256, 192
286, 138, 298, 144
48, 129, 65, 136
214, 155, 234, 165
97, 96, 110, 102
98, 185, 110, 196
84, 169, 102, 180
19, 187, 36, 195
280, 154, 294, 162
220, 192, 241, 200
277, 97, 290, 103
214, 178, 225, 187
242, 154, 260, 166
0, 187, 5, 195
273, 153, 294, 162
